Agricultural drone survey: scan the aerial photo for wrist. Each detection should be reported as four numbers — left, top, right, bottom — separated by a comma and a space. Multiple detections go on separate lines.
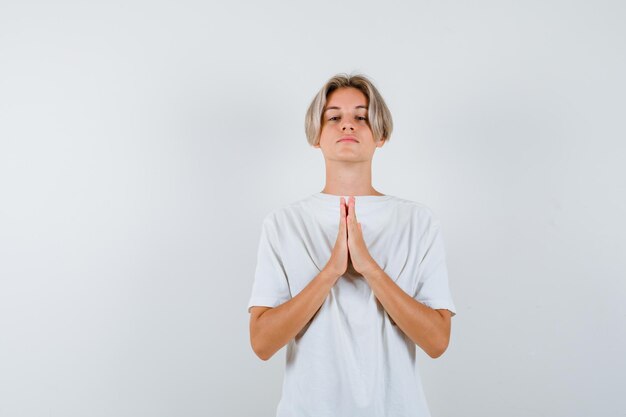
321, 267, 341, 282
360, 261, 382, 278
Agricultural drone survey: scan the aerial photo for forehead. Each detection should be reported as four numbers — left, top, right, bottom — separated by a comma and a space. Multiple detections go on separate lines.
325, 87, 368, 110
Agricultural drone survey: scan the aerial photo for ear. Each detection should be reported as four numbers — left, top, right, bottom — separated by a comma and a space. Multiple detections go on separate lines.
376, 138, 386, 148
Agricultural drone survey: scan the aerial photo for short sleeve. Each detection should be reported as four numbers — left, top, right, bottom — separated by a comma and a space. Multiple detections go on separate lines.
247, 216, 292, 313
413, 219, 457, 317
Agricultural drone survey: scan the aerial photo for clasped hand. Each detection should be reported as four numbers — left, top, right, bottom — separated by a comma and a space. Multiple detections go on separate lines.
326, 196, 379, 278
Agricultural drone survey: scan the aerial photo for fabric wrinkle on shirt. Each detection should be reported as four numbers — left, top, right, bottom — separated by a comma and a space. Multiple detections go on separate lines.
248, 192, 457, 417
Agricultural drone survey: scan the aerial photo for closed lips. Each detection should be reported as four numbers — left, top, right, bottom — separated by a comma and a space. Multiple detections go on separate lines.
338, 137, 359, 143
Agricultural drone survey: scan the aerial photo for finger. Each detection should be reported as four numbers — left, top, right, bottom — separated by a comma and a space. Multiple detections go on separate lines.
349, 197, 357, 227
340, 198, 348, 236
347, 196, 353, 223
340, 197, 345, 221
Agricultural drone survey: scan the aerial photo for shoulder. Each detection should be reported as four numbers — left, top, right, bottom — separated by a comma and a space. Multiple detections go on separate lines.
260, 195, 314, 227
387, 195, 441, 227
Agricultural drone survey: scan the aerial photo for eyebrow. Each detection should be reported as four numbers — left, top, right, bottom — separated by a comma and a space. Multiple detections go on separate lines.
323, 105, 368, 113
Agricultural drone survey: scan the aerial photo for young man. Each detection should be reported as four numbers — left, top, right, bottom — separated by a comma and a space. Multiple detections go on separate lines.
248, 73, 457, 417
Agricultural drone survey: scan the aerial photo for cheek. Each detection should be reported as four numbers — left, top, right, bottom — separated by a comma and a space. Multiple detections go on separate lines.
319, 125, 334, 140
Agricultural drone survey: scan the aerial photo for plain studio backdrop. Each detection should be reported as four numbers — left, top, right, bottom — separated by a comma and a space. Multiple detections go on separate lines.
1, 1, 625, 416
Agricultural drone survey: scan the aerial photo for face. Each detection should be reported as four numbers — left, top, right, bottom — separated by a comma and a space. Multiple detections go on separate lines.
314, 87, 385, 162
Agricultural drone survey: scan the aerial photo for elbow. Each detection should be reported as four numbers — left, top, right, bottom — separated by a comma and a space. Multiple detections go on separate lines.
250, 337, 274, 361
427, 337, 450, 359
253, 347, 272, 361
428, 347, 446, 359
428, 317, 452, 359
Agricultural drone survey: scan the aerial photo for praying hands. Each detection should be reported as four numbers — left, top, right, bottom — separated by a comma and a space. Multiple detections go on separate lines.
324, 196, 380, 278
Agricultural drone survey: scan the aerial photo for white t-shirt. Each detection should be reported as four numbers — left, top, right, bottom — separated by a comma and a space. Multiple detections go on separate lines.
247, 192, 457, 417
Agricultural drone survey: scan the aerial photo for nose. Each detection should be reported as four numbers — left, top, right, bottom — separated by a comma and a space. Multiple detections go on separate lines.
342, 122, 355, 132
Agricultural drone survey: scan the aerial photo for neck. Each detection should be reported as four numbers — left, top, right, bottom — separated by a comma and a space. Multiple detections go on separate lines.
321, 160, 382, 196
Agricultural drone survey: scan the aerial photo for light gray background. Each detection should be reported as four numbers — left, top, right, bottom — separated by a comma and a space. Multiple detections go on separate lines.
1, 1, 625, 416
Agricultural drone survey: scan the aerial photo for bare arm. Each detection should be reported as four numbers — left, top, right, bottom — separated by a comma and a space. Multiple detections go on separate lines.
249, 197, 348, 361
362, 266, 452, 358
249, 268, 338, 360
342, 196, 453, 359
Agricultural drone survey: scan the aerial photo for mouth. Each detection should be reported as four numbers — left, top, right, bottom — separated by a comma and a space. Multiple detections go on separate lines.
337, 136, 359, 143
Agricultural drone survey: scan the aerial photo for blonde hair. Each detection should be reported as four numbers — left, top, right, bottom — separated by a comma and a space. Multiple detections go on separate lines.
305, 73, 393, 146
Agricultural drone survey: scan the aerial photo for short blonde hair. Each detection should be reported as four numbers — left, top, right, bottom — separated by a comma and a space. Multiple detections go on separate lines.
305, 73, 393, 146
